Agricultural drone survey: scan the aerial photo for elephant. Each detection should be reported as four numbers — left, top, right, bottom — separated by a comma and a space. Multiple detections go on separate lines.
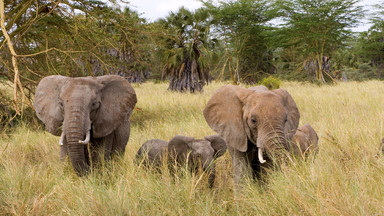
203, 85, 300, 187
291, 123, 319, 156
34, 75, 137, 175
136, 134, 227, 187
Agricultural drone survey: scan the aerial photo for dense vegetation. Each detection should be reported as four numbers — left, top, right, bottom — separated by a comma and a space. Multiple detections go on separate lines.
0, 0, 383, 109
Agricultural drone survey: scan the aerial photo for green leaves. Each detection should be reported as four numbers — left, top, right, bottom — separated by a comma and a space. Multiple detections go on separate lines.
205, 0, 278, 83
275, 0, 364, 82
155, 7, 215, 92
0, 1, 151, 84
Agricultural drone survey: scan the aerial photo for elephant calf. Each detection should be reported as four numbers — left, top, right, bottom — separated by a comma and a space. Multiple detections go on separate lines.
136, 134, 227, 187
291, 124, 319, 156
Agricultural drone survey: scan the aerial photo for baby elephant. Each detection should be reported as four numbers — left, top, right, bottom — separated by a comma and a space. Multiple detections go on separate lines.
136, 134, 227, 187
291, 124, 319, 156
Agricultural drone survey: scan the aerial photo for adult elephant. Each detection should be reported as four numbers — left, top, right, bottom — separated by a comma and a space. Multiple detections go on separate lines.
203, 85, 300, 187
34, 75, 137, 175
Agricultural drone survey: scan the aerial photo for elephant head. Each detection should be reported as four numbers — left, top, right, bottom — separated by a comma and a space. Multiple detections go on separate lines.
168, 135, 226, 167
167, 134, 227, 187
203, 85, 300, 164
291, 123, 319, 156
34, 75, 137, 175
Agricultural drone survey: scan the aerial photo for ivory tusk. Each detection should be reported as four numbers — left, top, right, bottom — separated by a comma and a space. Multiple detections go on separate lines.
258, 148, 266, 164
59, 132, 65, 146
78, 130, 90, 144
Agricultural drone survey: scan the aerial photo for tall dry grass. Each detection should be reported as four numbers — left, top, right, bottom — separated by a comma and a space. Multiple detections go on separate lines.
1, 80, 384, 215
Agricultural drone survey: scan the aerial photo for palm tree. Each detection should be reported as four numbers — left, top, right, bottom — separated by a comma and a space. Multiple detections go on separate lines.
157, 7, 216, 92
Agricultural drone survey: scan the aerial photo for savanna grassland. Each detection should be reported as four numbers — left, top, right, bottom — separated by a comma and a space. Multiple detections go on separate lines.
1, 81, 384, 215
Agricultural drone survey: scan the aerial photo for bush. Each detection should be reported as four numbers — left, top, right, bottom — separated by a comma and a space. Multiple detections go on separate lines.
258, 76, 282, 89
0, 83, 41, 133
342, 63, 377, 81
0, 92, 16, 130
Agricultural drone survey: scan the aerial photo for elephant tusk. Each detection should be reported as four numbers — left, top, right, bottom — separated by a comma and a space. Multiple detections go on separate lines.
78, 130, 90, 144
59, 132, 65, 146
258, 148, 266, 164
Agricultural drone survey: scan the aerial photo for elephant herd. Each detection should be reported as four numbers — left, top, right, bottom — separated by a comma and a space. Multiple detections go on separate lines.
34, 75, 319, 189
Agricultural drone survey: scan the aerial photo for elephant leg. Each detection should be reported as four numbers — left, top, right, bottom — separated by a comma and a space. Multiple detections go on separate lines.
227, 145, 251, 194
91, 135, 113, 163
85, 116, 130, 165
84, 134, 107, 167
246, 139, 262, 181
111, 118, 130, 156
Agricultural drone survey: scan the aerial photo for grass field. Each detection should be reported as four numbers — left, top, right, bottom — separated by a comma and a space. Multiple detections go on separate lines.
1, 80, 384, 215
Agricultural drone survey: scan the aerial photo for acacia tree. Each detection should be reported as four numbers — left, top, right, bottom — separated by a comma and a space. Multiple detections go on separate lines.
277, 0, 363, 83
358, 2, 384, 77
0, 0, 149, 128
204, 0, 278, 84
156, 7, 217, 92
0, 1, 150, 84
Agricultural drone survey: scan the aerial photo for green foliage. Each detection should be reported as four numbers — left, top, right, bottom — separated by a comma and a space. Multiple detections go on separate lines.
0, 84, 41, 133
204, 0, 278, 84
0, 1, 152, 119
275, 0, 364, 83
343, 63, 378, 81
0, 91, 15, 131
356, 2, 384, 77
154, 7, 217, 92
0, 1, 151, 87
258, 76, 282, 89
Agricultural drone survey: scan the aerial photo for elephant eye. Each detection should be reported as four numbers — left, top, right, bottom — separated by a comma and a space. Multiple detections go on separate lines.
92, 101, 100, 109
251, 119, 257, 124
58, 101, 63, 107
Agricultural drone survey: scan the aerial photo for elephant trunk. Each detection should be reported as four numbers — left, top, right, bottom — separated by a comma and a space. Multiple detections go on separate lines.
201, 158, 215, 188
257, 126, 287, 164
64, 105, 90, 176
207, 164, 215, 188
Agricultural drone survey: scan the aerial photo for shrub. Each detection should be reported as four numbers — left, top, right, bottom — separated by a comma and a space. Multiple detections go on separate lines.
258, 76, 282, 89
343, 63, 377, 81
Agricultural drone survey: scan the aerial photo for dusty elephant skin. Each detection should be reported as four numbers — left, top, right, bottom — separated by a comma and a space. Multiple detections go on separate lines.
34, 75, 137, 176
291, 123, 319, 156
136, 134, 227, 187
203, 85, 300, 188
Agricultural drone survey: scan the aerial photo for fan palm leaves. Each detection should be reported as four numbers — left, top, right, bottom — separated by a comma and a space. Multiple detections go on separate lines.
157, 7, 217, 92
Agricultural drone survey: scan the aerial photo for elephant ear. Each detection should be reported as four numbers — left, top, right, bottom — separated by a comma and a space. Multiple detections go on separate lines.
273, 89, 300, 141
203, 85, 253, 152
93, 75, 137, 138
204, 134, 227, 158
34, 75, 69, 136
168, 135, 194, 162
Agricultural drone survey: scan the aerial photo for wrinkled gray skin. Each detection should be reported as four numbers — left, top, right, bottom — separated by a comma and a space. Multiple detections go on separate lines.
136, 134, 227, 187
34, 75, 137, 175
204, 85, 300, 189
291, 124, 319, 156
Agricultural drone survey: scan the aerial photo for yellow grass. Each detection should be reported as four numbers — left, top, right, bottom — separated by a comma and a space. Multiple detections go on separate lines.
1, 80, 384, 215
